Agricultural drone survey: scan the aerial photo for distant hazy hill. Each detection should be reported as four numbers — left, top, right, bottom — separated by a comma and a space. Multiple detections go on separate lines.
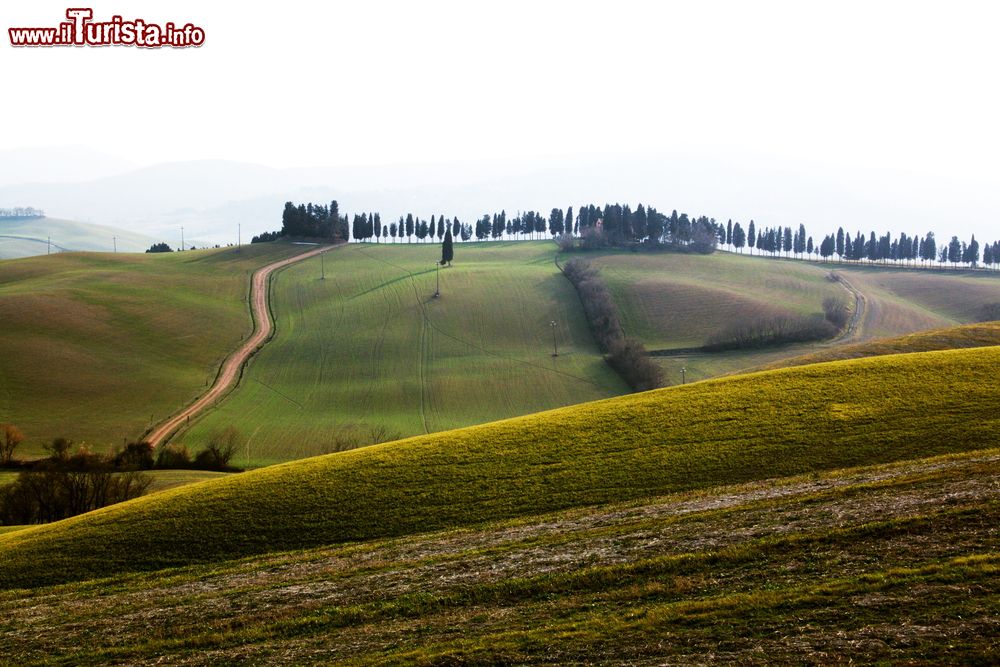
0, 146, 136, 186
0, 216, 155, 259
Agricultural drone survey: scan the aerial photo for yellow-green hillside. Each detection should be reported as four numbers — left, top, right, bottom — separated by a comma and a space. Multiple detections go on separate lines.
764, 320, 1000, 370
1, 449, 995, 664
1, 344, 998, 588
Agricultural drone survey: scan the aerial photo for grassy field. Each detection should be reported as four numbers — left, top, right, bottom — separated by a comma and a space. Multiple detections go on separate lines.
588, 251, 1000, 383
0, 448, 994, 663
591, 250, 845, 350
2, 343, 998, 588
0, 217, 154, 259
763, 320, 1000, 370
0, 243, 305, 457
832, 263, 1000, 339
176, 242, 626, 466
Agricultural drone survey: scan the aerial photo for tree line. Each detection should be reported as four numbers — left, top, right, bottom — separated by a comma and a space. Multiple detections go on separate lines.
252, 201, 349, 243
0, 207, 43, 218
255, 201, 999, 273
561, 259, 663, 391
344, 203, 725, 253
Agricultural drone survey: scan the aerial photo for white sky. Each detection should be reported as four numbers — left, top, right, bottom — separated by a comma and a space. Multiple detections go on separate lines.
3, 0, 1000, 183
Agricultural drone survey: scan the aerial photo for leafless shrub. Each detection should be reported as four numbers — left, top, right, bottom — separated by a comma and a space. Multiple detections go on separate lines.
822, 296, 851, 329
704, 314, 837, 351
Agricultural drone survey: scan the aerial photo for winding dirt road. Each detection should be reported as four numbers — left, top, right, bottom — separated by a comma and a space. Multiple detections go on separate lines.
146, 245, 335, 447
830, 271, 868, 343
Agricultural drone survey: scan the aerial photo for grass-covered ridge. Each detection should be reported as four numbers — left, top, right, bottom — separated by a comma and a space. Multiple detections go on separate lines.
0, 449, 996, 664
0, 217, 154, 260
589, 251, 1000, 383
764, 320, 1000, 370
2, 344, 998, 588
0, 244, 305, 456
178, 242, 625, 465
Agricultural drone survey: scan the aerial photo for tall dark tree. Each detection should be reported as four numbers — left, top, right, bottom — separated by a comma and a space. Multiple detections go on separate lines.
747, 220, 756, 255
732, 222, 746, 253
549, 208, 565, 237
441, 228, 454, 266
964, 235, 980, 266
922, 232, 936, 264
947, 235, 962, 265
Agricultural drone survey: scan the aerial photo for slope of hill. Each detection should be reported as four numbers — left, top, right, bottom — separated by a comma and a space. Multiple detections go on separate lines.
0, 244, 306, 456
762, 320, 1000, 370
0, 447, 995, 664
590, 251, 1000, 383
0, 216, 155, 259
176, 242, 626, 465
834, 264, 1000, 339
1, 344, 997, 588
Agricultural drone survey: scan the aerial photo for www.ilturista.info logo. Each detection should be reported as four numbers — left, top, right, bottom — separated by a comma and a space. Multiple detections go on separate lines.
9, 8, 205, 48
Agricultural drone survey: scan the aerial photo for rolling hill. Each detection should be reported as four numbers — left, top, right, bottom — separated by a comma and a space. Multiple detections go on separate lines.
0, 243, 306, 457
762, 320, 1000, 370
2, 343, 998, 589
1, 446, 995, 664
591, 250, 1000, 384
0, 216, 155, 259
175, 242, 626, 466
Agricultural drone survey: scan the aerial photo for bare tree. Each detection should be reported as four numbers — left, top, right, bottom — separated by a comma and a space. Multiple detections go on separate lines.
0, 424, 24, 466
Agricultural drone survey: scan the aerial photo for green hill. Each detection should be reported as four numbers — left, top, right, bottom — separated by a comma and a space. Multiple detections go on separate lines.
590, 251, 1000, 383
0, 244, 305, 457
2, 344, 998, 589
175, 242, 626, 466
0, 216, 154, 259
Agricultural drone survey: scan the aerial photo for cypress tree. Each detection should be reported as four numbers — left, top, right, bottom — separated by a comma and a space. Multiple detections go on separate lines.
441, 228, 454, 266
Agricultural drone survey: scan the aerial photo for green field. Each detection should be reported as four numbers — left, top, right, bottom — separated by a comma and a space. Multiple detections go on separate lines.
175, 242, 626, 466
3, 343, 998, 589
0, 244, 305, 457
590, 251, 1000, 383
0, 217, 154, 259
833, 264, 1000, 339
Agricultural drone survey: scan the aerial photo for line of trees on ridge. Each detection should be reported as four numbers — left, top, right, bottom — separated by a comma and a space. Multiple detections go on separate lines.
0, 207, 44, 218
262, 200, 999, 270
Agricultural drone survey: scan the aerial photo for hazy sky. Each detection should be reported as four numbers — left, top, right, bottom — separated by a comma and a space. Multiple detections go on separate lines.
4, 0, 1000, 183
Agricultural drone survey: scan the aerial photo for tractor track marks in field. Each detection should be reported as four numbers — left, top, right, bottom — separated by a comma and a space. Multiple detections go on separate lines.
351, 246, 431, 434
351, 246, 611, 394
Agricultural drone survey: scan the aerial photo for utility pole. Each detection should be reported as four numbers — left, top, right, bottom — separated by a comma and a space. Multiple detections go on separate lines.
434, 261, 440, 298
550, 320, 558, 357
238, 223, 241, 249
113, 236, 117, 253
320, 251, 325, 280
181, 226, 184, 252
47, 236, 50, 255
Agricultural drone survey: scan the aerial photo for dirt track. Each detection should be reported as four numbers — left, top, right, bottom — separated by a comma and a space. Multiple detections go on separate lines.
146, 245, 334, 447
